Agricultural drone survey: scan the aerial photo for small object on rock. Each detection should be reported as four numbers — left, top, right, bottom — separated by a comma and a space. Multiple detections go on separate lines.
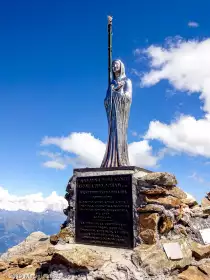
142, 172, 178, 186
199, 228, 210, 245
163, 242, 183, 260
0, 260, 8, 272
50, 234, 58, 245
17, 257, 33, 268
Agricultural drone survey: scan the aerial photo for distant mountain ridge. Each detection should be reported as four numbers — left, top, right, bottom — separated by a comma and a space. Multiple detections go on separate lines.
0, 209, 65, 254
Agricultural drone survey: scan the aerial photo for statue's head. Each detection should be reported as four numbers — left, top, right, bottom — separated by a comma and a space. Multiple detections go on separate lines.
112, 60, 126, 80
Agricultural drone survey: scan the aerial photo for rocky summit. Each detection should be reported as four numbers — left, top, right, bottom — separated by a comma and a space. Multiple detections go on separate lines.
0, 172, 210, 280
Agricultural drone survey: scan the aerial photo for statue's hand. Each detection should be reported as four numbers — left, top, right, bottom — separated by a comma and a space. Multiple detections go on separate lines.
111, 80, 118, 87
113, 80, 125, 91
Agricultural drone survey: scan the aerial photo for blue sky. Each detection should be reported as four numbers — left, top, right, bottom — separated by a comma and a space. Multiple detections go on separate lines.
1, 0, 210, 202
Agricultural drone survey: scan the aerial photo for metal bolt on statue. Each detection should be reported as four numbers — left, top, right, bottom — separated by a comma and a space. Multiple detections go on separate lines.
101, 16, 132, 168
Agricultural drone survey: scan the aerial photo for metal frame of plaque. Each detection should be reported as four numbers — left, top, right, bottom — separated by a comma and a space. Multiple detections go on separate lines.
75, 174, 134, 249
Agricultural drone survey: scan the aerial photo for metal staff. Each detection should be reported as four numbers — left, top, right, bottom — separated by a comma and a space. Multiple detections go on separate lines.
107, 15, 113, 130
108, 15, 113, 86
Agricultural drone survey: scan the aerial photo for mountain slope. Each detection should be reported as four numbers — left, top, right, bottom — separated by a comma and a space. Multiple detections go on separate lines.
0, 210, 65, 254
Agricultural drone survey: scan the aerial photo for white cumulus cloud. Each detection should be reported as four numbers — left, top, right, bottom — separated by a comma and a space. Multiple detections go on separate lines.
41, 132, 159, 169
129, 140, 159, 167
140, 38, 210, 114
145, 115, 210, 157
0, 187, 67, 212
41, 133, 106, 168
133, 37, 210, 158
40, 151, 67, 170
43, 161, 66, 170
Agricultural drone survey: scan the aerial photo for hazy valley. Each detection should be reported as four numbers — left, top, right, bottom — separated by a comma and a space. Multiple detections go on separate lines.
0, 209, 65, 254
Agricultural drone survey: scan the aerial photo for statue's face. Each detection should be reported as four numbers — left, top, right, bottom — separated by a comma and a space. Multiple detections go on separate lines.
112, 61, 121, 73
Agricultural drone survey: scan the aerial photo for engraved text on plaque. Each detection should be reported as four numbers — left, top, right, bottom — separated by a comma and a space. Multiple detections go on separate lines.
75, 174, 134, 248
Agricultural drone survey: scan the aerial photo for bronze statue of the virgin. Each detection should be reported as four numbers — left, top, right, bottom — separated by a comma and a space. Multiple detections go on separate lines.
101, 59, 132, 168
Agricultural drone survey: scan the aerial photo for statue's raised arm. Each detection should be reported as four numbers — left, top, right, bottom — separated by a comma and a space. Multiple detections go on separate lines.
101, 59, 132, 168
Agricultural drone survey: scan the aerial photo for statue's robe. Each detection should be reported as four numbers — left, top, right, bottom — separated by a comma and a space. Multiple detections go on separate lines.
101, 61, 132, 168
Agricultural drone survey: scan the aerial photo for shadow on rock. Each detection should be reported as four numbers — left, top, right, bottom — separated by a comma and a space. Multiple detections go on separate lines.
35, 261, 51, 280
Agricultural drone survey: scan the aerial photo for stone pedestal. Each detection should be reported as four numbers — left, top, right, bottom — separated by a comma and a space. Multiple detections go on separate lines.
63, 166, 151, 249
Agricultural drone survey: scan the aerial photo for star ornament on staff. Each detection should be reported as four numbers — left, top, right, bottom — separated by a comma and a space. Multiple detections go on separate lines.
108, 15, 113, 25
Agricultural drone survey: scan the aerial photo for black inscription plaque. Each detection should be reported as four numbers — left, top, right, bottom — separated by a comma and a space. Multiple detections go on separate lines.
75, 174, 134, 248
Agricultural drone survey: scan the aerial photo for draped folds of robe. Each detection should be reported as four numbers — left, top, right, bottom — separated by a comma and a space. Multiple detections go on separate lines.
101, 60, 132, 168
